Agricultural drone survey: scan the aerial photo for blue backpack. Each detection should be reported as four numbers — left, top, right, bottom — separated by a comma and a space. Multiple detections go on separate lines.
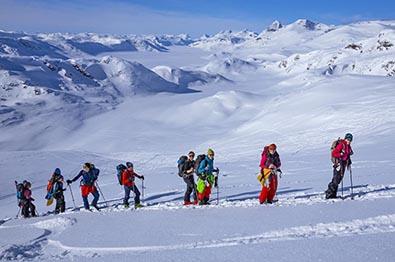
15, 182, 25, 200
81, 167, 99, 186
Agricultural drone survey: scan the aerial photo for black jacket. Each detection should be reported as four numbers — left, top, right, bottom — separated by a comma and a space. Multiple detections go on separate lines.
182, 160, 195, 176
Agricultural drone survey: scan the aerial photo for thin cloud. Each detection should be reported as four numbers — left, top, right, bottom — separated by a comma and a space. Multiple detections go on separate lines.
0, 0, 264, 36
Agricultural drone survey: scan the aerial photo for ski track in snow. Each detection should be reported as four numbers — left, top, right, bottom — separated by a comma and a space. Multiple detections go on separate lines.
0, 184, 394, 259
98, 183, 395, 212
48, 214, 395, 254
1, 183, 394, 223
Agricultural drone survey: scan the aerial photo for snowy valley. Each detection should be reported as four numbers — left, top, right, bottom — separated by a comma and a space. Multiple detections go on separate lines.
0, 19, 395, 261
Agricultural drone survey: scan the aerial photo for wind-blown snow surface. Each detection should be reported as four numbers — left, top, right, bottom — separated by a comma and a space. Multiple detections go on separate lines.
1, 19, 395, 261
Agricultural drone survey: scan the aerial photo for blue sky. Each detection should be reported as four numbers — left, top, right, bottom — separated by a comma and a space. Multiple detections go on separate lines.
1, 0, 394, 36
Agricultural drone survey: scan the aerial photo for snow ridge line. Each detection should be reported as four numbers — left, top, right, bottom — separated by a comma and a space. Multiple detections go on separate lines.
48, 214, 395, 254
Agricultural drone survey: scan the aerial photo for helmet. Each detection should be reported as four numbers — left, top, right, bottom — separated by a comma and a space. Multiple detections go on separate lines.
126, 162, 133, 168
345, 133, 353, 142
54, 168, 61, 175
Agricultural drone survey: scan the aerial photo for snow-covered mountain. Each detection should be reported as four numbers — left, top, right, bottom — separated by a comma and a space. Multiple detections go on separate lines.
0, 19, 395, 261
152, 65, 231, 88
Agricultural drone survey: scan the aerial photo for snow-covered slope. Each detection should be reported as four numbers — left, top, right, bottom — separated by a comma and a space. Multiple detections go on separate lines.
0, 19, 395, 261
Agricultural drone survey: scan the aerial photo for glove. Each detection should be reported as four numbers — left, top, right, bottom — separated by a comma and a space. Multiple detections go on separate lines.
30, 198, 35, 201
66, 179, 72, 185
277, 169, 282, 178
269, 164, 276, 169
214, 176, 218, 188
140, 176, 145, 180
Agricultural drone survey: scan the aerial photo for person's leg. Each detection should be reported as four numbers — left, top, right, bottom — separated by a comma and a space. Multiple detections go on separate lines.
81, 185, 90, 209
267, 175, 278, 202
55, 196, 61, 214
183, 176, 193, 203
123, 186, 131, 206
58, 194, 66, 213
203, 186, 211, 204
91, 187, 100, 207
192, 177, 198, 203
82, 196, 89, 209
326, 166, 341, 198
132, 185, 141, 205
259, 186, 268, 204
22, 202, 29, 217
30, 202, 37, 217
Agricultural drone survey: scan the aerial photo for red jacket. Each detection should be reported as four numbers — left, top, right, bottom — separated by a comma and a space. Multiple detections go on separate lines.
332, 139, 353, 161
23, 188, 32, 200
259, 147, 281, 169
121, 169, 141, 187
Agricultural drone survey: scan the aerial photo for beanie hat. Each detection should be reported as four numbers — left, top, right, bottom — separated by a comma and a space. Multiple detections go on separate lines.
345, 133, 353, 141
207, 148, 215, 155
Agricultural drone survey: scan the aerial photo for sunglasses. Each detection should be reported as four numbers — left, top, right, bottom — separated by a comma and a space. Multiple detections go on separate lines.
188, 154, 195, 157
208, 154, 214, 157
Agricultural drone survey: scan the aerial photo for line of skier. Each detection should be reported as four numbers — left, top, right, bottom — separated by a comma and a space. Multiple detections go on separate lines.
14, 133, 353, 218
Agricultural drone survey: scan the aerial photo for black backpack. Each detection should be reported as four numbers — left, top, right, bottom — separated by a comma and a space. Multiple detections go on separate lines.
116, 164, 127, 185
194, 154, 207, 175
177, 156, 188, 177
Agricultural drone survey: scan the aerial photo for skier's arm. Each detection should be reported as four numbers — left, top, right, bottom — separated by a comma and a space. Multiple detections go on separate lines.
68, 170, 83, 184
135, 172, 144, 180
276, 155, 281, 168
197, 159, 207, 175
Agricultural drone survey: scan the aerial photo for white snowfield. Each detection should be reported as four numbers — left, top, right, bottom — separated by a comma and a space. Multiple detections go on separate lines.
0, 19, 395, 261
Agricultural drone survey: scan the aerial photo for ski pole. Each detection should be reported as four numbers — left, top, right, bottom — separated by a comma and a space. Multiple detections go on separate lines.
68, 184, 77, 209
350, 166, 354, 200
142, 179, 145, 202
95, 182, 108, 207
215, 169, 220, 205
216, 180, 219, 205
16, 206, 21, 218
341, 178, 344, 198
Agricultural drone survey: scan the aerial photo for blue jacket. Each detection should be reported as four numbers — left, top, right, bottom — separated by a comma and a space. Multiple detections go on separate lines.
71, 168, 99, 186
198, 156, 214, 175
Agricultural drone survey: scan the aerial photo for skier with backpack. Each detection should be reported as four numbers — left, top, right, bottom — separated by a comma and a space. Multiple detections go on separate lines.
325, 133, 354, 199
196, 149, 219, 205
45, 168, 66, 214
67, 163, 100, 210
178, 151, 198, 205
258, 144, 282, 204
121, 162, 145, 208
15, 180, 37, 218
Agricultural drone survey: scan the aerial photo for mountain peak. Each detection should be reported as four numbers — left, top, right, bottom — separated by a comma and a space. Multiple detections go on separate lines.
267, 20, 283, 32
293, 19, 318, 30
